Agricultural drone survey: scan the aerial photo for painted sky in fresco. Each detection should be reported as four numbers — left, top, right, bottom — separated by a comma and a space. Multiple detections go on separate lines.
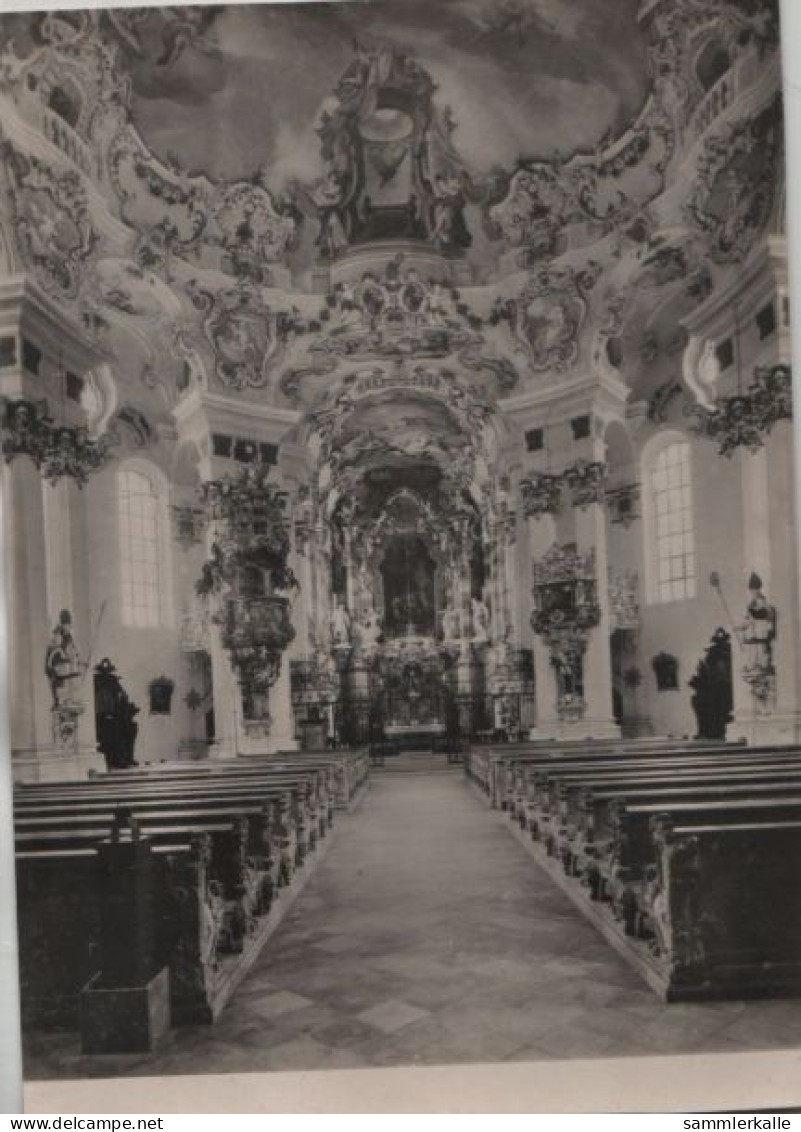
126, 0, 649, 186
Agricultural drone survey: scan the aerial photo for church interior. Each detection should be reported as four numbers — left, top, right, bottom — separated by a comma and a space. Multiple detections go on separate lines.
2, 0, 801, 1084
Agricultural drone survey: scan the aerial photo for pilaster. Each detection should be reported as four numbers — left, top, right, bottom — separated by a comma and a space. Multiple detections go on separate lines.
173, 390, 302, 757
1, 277, 107, 780
730, 421, 801, 743
526, 511, 557, 736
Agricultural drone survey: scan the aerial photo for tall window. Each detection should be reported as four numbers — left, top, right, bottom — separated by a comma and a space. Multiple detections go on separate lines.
648, 440, 696, 603
118, 467, 165, 627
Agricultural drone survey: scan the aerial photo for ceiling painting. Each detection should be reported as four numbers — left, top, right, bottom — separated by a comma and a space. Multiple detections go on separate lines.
0, 0, 785, 474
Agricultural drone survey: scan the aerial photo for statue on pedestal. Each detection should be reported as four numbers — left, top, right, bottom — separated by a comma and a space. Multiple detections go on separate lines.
330, 599, 352, 648
471, 596, 490, 644
736, 572, 777, 706
45, 609, 87, 746
45, 609, 83, 708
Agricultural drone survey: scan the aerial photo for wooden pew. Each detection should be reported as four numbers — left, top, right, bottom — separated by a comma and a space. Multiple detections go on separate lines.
14, 756, 349, 1033
518, 757, 801, 877
476, 739, 742, 809
15, 770, 327, 852
467, 738, 735, 806
15, 776, 316, 872
474, 737, 801, 1002
575, 776, 801, 874
471, 741, 801, 841
509, 746, 801, 822
16, 834, 223, 1028
643, 817, 801, 1000
597, 794, 801, 927
95, 748, 371, 809
16, 813, 274, 944
531, 762, 801, 852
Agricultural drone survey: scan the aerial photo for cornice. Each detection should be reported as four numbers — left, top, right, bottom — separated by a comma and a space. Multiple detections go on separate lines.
498, 368, 630, 424
0, 274, 107, 372
681, 237, 788, 340
172, 386, 301, 445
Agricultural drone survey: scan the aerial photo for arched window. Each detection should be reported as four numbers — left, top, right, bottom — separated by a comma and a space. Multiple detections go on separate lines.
645, 438, 696, 604
118, 466, 169, 627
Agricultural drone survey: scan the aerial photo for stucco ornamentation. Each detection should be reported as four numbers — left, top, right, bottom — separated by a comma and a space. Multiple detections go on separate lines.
686, 363, 792, 457
0, 396, 115, 485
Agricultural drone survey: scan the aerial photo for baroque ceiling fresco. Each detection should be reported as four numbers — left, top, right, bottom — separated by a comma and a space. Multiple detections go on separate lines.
0, 0, 785, 509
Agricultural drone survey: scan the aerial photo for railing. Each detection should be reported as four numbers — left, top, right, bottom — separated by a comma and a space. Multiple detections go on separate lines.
685, 48, 764, 152
329, 691, 536, 751
42, 107, 95, 178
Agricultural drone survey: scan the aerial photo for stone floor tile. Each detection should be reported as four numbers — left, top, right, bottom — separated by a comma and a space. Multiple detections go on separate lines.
718, 1009, 801, 1048
529, 1023, 623, 1060
356, 998, 431, 1034
312, 934, 365, 955
246, 990, 317, 1019
256, 1036, 365, 1072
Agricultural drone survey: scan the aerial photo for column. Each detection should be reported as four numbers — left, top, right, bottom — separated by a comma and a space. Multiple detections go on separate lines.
526, 509, 559, 738
456, 540, 474, 694
4, 460, 52, 778
574, 496, 621, 739
488, 517, 506, 640
1, 277, 108, 780
67, 477, 104, 769
730, 423, 801, 743
500, 511, 517, 638
207, 619, 239, 760
262, 652, 298, 753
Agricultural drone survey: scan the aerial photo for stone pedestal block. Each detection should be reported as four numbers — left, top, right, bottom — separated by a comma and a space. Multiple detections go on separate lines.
80, 966, 170, 1055
529, 715, 621, 742
97, 836, 156, 986
12, 744, 105, 784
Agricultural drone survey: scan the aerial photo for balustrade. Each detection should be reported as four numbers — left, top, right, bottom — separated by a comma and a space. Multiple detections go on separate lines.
685, 48, 764, 152
42, 108, 94, 178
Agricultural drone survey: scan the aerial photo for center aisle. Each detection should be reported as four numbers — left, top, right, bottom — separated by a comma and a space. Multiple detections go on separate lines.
150, 765, 797, 1074
31, 767, 799, 1079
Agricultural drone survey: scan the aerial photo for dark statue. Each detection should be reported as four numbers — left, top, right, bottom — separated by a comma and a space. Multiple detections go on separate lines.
94, 658, 141, 770
688, 629, 733, 741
